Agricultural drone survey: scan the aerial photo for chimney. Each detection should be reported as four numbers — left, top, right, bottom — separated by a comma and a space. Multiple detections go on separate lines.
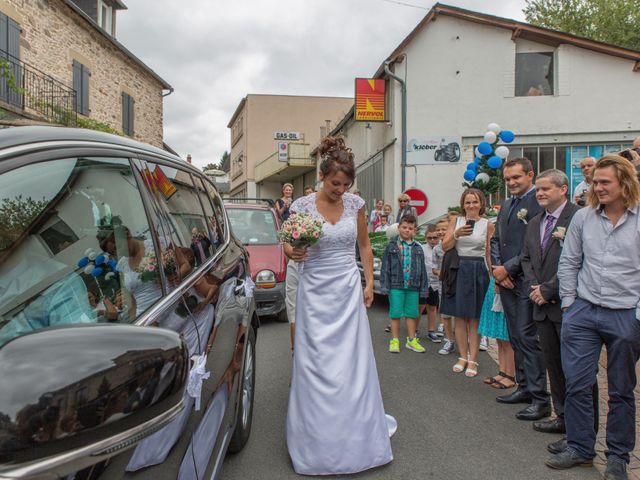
186, 154, 192, 164
320, 126, 327, 137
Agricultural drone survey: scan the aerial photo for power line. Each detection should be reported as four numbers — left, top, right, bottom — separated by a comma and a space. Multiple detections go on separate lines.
379, 0, 429, 9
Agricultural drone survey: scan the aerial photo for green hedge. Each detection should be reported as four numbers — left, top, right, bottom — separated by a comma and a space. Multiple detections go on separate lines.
368, 231, 425, 259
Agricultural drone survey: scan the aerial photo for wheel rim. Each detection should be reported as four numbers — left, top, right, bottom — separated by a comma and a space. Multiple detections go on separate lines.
241, 341, 254, 429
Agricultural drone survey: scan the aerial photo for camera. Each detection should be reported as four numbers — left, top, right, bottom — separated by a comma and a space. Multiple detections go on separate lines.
577, 190, 587, 207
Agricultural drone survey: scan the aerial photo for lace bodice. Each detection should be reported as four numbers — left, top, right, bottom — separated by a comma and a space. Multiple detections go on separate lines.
290, 193, 364, 264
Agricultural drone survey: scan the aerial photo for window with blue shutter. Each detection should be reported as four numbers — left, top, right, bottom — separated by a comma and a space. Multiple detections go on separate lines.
122, 92, 134, 136
0, 12, 22, 108
72, 60, 90, 115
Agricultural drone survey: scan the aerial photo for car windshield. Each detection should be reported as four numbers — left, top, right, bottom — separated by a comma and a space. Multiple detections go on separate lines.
227, 208, 278, 245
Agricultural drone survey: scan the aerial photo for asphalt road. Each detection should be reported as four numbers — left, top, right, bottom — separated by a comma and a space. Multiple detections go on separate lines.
220, 297, 601, 480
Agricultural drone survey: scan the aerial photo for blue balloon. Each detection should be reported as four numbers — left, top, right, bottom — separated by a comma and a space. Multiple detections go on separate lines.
477, 142, 493, 156
107, 259, 118, 271
77, 257, 89, 268
95, 255, 105, 266
466, 162, 477, 171
474, 157, 482, 166
91, 267, 104, 277
488, 155, 503, 169
499, 130, 515, 143
463, 169, 477, 182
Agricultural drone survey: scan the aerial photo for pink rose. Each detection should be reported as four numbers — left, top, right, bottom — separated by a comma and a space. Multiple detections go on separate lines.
313, 231, 320, 238
148, 265, 156, 271
292, 231, 300, 239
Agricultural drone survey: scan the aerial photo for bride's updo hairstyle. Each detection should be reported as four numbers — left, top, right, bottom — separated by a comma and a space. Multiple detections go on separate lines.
318, 136, 355, 187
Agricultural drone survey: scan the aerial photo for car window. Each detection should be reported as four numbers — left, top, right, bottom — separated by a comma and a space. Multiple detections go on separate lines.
135, 160, 217, 290
201, 177, 227, 240
0, 157, 161, 347
226, 208, 278, 245
197, 176, 225, 250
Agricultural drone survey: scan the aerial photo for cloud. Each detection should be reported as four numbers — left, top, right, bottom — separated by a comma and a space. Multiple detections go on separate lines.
117, 0, 525, 168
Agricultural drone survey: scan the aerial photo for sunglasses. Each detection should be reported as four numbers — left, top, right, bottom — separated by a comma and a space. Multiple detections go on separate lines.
426, 236, 439, 240
398, 200, 408, 203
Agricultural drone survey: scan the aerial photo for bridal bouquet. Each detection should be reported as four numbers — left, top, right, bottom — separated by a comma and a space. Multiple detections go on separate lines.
277, 213, 324, 248
136, 250, 159, 282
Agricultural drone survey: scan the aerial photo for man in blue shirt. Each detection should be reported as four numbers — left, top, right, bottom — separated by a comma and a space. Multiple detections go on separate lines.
547, 156, 640, 480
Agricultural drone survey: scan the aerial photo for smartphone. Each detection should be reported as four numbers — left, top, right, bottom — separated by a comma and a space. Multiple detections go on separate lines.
465, 219, 476, 229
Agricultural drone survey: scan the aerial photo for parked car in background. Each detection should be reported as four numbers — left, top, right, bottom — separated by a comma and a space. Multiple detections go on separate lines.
225, 200, 288, 322
0, 126, 258, 480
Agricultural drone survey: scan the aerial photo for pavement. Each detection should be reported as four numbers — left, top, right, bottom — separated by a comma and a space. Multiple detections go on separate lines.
220, 297, 604, 480
485, 332, 640, 479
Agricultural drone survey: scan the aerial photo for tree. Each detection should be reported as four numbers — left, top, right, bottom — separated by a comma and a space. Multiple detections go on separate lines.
524, 0, 640, 51
0, 195, 48, 250
202, 162, 218, 171
219, 151, 230, 173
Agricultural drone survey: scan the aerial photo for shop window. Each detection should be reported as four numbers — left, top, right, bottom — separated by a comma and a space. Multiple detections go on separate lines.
539, 147, 555, 172
515, 52, 554, 97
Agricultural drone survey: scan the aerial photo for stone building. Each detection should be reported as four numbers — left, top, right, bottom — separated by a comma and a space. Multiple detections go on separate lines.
0, 0, 171, 148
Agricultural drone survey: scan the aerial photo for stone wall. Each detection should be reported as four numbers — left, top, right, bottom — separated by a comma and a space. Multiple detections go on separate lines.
0, 0, 166, 148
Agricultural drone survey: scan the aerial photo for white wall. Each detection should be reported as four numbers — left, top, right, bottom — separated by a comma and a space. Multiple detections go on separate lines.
342, 15, 640, 221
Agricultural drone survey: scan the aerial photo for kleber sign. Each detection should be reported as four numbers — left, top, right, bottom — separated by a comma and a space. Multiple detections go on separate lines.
355, 78, 385, 122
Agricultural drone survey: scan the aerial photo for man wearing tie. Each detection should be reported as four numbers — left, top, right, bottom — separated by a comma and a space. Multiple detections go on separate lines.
491, 157, 550, 420
521, 170, 593, 452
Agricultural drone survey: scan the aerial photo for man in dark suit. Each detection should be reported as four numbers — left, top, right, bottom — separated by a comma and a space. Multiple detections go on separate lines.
521, 170, 589, 448
491, 157, 550, 420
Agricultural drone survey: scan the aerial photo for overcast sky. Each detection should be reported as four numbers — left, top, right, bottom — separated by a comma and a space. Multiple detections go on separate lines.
118, 0, 527, 169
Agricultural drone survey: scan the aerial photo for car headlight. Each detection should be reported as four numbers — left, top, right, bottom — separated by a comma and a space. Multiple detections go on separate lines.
255, 269, 276, 288
373, 258, 382, 271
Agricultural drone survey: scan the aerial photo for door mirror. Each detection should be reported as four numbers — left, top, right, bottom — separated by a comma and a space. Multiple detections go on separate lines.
0, 324, 188, 479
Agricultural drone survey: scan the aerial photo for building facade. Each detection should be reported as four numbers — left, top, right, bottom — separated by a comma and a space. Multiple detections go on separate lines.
331, 4, 640, 221
0, 0, 171, 148
227, 94, 352, 199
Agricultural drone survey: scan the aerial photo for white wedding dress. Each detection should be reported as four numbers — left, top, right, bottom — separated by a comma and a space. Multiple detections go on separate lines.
286, 192, 395, 476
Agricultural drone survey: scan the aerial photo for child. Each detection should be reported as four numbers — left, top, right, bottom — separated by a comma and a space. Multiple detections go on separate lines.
432, 217, 456, 354
381, 215, 429, 353
375, 214, 390, 232
418, 224, 441, 343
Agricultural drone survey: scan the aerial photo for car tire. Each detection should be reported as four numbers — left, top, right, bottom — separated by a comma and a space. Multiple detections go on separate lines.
228, 326, 256, 453
276, 309, 288, 323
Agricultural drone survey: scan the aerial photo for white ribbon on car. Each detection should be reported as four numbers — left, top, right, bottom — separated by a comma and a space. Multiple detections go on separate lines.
187, 354, 210, 411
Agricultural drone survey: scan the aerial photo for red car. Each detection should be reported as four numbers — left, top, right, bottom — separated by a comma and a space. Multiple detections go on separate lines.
225, 200, 288, 321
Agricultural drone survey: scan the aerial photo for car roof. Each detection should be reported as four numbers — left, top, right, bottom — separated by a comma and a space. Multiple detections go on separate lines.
225, 203, 273, 211
0, 126, 202, 174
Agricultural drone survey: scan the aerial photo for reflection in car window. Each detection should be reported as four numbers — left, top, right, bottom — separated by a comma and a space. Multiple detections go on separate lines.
197, 177, 224, 251
226, 208, 278, 245
0, 157, 161, 346
136, 161, 216, 291
201, 177, 227, 240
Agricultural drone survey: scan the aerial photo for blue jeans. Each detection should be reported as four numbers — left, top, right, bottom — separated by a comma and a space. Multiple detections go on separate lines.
561, 298, 640, 463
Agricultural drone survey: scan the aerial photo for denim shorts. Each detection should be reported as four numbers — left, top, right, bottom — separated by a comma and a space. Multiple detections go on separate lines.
388, 288, 420, 319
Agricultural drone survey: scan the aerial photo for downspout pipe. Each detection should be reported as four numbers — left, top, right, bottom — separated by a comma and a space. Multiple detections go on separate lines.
162, 87, 175, 97
384, 58, 407, 192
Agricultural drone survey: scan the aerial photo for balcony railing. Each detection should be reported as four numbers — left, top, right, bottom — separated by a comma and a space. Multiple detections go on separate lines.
0, 53, 77, 125
255, 143, 315, 183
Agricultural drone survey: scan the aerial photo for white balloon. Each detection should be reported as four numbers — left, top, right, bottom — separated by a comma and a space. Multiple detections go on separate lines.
386, 223, 399, 240
84, 265, 94, 275
475, 172, 491, 183
495, 145, 510, 159
487, 123, 501, 134
483, 131, 497, 143
475, 146, 482, 158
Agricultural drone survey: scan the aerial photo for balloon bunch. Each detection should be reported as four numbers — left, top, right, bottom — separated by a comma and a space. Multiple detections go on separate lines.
463, 123, 516, 194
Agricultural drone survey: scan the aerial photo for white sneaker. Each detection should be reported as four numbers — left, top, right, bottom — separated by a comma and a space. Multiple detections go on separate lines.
438, 339, 455, 355
479, 336, 488, 351
436, 323, 445, 337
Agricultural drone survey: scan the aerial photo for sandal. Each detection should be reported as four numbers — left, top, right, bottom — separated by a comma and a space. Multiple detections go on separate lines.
484, 370, 507, 385
491, 373, 516, 389
452, 357, 468, 373
465, 360, 479, 377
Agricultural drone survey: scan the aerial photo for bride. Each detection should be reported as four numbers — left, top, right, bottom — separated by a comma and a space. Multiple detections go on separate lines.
284, 136, 395, 475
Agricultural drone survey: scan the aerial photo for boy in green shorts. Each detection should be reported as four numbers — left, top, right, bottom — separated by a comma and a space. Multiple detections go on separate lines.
380, 215, 429, 353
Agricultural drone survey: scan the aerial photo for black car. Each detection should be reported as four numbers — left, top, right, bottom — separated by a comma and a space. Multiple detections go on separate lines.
0, 127, 258, 479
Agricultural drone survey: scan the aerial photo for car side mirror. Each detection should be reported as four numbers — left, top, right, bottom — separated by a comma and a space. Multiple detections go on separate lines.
0, 324, 188, 479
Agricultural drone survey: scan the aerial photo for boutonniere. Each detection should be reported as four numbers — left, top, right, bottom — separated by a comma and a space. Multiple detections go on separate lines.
516, 208, 528, 224
552, 226, 566, 246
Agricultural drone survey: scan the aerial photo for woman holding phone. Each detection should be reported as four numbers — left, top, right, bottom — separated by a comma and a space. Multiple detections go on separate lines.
441, 188, 493, 377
